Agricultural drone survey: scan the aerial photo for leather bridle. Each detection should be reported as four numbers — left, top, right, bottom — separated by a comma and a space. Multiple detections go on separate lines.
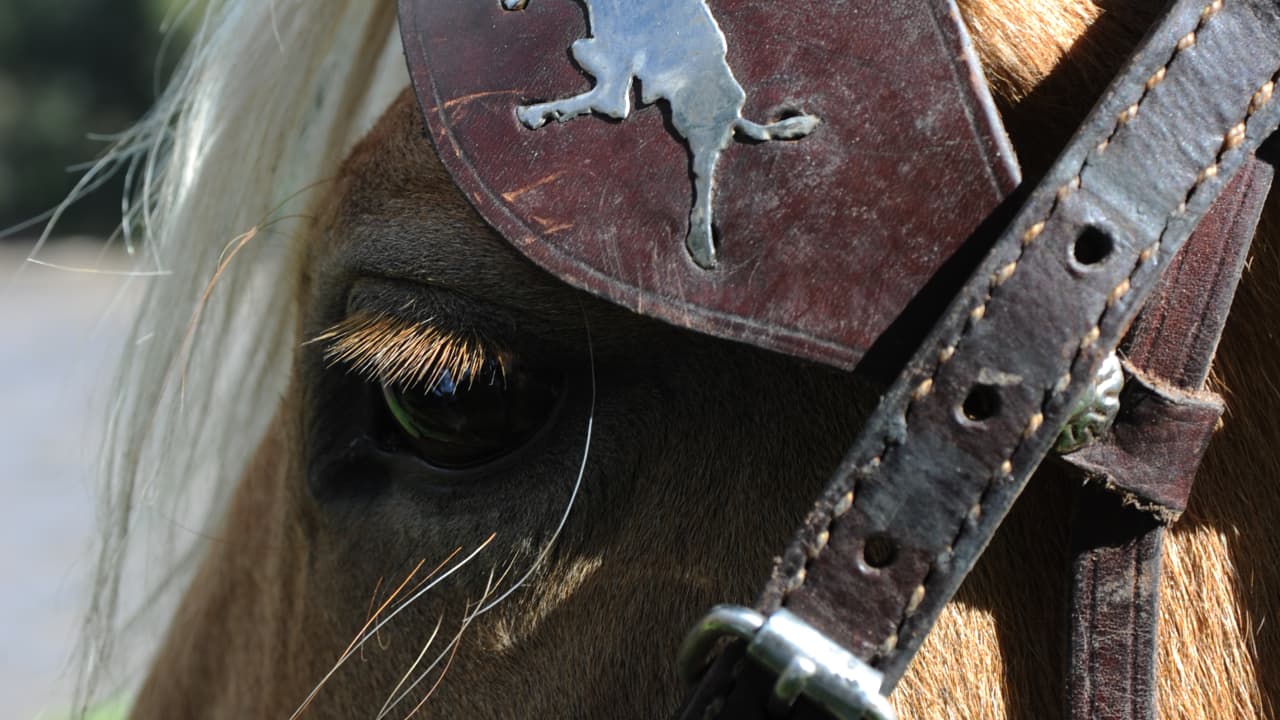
677, 1, 1280, 716
399, 0, 1280, 716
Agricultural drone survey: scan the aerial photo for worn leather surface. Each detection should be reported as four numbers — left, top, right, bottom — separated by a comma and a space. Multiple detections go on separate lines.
1065, 156, 1271, 520
1060, 155, 1273, 720
1122, 155, 1274, 388
400, 0, 1018, 369
1066, 369, 1223, 520
682, 0, 1280, 715
1066, 486, 1164, 720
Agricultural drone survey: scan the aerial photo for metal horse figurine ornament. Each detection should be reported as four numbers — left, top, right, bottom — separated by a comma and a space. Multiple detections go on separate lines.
500, 0, 820, 268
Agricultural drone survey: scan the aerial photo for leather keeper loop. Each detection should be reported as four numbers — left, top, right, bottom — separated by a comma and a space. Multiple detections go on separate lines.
1060, 363, 1223, 522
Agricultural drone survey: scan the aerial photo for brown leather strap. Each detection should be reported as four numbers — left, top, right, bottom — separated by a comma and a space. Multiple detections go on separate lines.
1061, 154, 1273, 720
682, 0, 1280, 716
1066, 370, 1223, 521
1066, 487, 1164, 720
1064, 155, 1273, 520
1123, 157, 1274, 389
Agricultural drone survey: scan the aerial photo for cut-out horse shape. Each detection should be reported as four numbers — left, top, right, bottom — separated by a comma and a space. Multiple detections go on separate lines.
501, 0, 820, 268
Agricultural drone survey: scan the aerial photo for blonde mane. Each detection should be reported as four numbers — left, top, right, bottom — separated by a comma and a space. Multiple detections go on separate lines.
76, 1, 406, 709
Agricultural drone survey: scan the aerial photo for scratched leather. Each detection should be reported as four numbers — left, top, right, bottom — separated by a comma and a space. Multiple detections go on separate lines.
1062, 156, 1271, 523
400, 0, 1019, 370
759, 0, 1280, 690
678, 2, 1280, 716
1060, 157, 1272, 720
1066, 487, 1163, 720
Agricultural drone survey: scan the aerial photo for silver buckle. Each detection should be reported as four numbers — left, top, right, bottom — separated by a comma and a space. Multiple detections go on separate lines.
679, 605, 897, 720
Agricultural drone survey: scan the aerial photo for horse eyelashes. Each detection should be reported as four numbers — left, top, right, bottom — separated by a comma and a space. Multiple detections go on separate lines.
312, 311, 502, 393
312, 310, 566, 471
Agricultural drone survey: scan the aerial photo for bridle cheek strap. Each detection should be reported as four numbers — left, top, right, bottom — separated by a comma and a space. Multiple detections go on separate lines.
679, 0, 1280, 717
1062, 154, 1274, 720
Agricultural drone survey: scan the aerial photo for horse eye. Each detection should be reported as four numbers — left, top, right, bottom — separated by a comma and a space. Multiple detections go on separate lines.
379, 362, 565, 469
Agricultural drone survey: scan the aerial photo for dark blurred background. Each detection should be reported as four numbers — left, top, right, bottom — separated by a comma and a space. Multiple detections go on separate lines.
1, 0, 194, 238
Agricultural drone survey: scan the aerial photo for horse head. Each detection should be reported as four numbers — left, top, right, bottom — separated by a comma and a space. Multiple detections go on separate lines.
79, 1, 1280, 718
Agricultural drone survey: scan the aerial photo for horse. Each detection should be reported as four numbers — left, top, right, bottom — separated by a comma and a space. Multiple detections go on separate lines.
72, 0, 1279, 718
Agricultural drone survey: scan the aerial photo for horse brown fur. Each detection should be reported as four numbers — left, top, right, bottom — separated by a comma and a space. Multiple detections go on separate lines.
129, 1, 1279, 717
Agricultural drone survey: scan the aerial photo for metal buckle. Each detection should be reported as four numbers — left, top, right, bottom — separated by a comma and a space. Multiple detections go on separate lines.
679, 605, 897, 720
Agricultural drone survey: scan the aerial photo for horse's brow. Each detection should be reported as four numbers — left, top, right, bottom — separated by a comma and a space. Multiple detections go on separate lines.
310, 311, 496, 389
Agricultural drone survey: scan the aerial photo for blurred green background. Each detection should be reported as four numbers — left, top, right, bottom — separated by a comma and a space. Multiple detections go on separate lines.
0, 0, 195, 239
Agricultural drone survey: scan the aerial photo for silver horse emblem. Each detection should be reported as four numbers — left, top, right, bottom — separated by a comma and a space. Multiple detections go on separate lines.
501, 0, 820, 268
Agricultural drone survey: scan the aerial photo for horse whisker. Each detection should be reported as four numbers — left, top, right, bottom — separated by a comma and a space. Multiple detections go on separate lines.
290, 558, 428, 720
349, 545, 466, 664
378, 614, 444, 718
290, 535, 497, 720
342, 559, 426, 660
361, 575, 386, 663
398, 545, 465, 603
379, 627, 466, 720
379, 567, 508, 719
403, 631, 464, 720
374, 536, 494, 638
380, 317, 598, 718
473, 316, 596, 617
301, 319, 594, 718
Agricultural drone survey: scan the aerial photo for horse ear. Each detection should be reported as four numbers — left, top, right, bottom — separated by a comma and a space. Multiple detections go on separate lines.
398, 0, 1018, 371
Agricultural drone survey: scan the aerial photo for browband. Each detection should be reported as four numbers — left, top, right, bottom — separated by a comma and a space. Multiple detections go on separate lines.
680, 0, 1280, 717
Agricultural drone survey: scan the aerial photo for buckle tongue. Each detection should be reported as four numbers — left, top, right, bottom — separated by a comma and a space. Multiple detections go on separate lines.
679, 605, 897, 720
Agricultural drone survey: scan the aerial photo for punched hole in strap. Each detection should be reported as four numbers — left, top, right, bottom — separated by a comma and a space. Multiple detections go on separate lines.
1073, 226, 1114, 266
961, 384, 1001, 422
862, 532, 899, 569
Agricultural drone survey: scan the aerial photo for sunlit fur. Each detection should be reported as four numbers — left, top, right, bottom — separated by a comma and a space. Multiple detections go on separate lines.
82, 0, 1279, 718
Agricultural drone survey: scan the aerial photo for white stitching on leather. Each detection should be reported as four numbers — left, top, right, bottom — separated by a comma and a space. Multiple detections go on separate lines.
770, 0, 1270, 663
